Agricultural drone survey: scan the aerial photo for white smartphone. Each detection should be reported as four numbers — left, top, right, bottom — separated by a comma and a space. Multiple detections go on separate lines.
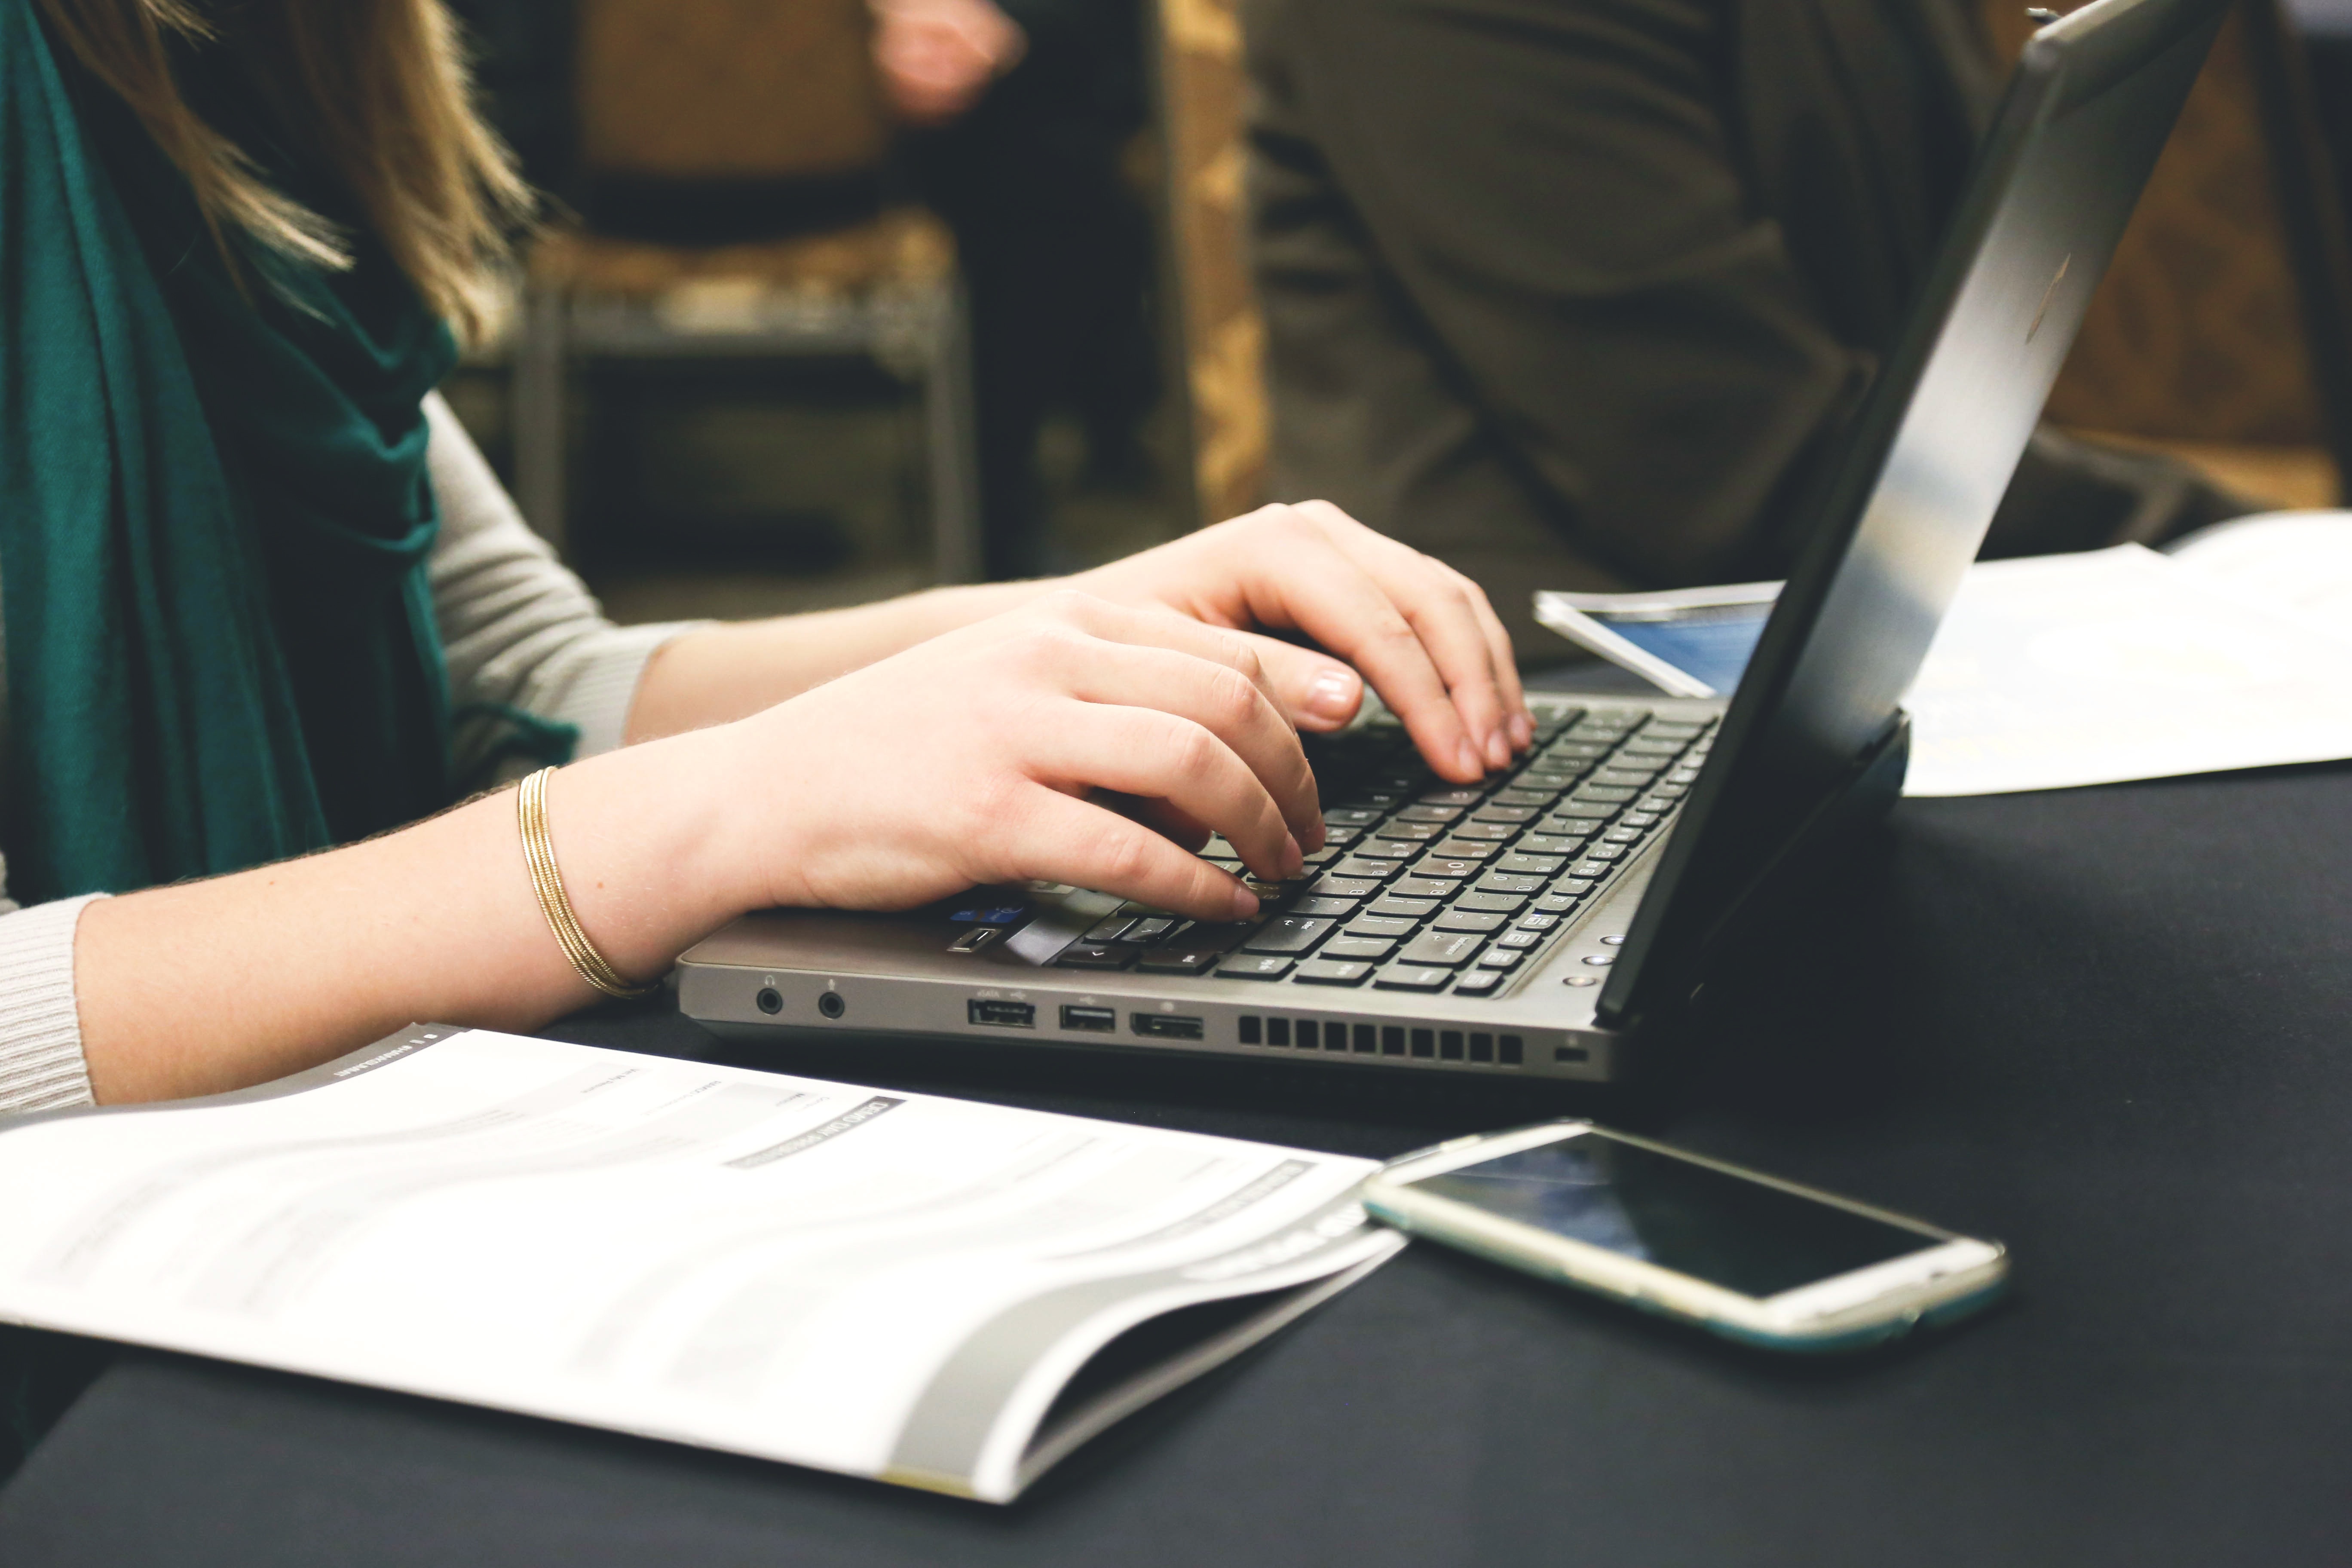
1363, 1121, 2008, 1351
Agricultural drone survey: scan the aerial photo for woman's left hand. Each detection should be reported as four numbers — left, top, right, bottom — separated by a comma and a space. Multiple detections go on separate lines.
1067, 501, 1530, 783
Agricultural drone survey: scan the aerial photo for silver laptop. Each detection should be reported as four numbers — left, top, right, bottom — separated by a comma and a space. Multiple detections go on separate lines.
680, 0, 2226, 1081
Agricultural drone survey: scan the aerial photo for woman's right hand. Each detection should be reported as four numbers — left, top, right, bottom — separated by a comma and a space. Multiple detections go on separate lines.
710, 590, 1330, 923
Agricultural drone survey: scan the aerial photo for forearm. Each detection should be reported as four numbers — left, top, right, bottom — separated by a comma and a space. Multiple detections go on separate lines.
75, 727, 750, 1104
622, 578, 1047, 740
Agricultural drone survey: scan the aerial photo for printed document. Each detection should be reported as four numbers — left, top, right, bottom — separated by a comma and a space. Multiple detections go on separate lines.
0, 1027, 1400, 1501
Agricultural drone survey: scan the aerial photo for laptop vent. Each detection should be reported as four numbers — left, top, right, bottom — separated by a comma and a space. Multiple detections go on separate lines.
1232, 1017, 1524, 1067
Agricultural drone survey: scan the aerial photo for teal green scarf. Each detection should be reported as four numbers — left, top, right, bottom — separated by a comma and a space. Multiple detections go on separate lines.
0, 0, 456, 907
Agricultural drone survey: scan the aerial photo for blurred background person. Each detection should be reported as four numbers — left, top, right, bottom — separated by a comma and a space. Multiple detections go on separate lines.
875, 0, 1161, 577
1243, 0, 2254, 652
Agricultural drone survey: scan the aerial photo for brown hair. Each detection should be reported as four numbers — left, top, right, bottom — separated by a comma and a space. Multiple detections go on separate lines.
36, 0, 531, 342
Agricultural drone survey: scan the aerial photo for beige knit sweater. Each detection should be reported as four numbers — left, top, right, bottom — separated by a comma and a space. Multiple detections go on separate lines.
0, 394, 705, 1114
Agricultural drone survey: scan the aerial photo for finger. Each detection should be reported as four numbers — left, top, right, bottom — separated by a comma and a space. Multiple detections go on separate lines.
1033, 596, 1326, 846
1201, 518, 1484, 781
1233, 632, 1366, 733
1029, 701, 1303, 882
1294, 502, 1520, 770
1001, 787, 1262, 922
1449, 566, 1532, 749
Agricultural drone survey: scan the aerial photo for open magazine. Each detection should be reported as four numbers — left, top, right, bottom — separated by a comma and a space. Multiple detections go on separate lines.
0, 1026, 1400, 1502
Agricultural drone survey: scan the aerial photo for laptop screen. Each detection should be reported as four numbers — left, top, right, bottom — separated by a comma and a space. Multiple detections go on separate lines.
1598, 0, 2231, 1029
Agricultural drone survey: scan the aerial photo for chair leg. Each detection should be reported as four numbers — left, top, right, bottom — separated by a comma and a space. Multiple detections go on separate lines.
923, 281, 985, 584
514, 288, 571, 558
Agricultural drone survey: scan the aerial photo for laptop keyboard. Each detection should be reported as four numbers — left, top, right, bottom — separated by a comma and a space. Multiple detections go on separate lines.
1050, 703, 1716, 997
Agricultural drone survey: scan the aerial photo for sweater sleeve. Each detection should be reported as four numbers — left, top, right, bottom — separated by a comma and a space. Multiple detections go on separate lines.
424, 393, 711, 784
0, 887, 104, 1115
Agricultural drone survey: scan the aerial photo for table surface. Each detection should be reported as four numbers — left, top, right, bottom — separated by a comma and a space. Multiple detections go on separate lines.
4, 763, 2350, 1567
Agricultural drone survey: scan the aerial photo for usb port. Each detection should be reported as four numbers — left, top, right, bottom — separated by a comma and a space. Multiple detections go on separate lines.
968, 999, 1035, 1028
1130, 1012, 1204, 1041
1060, 1004, 1117, 1032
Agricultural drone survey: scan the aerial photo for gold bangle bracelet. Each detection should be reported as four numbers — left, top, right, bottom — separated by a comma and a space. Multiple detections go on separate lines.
517, 766, 660, 1001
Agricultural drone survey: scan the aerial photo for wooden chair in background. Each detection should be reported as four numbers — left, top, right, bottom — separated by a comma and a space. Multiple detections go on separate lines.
1990, 0, 2352, 509
512, 0, 982, 579
1155, 0, 1267, 527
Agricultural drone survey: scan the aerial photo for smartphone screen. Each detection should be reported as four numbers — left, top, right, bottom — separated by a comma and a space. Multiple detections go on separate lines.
1587, 603, 1772, 695
1408, 1132, 1942, 1298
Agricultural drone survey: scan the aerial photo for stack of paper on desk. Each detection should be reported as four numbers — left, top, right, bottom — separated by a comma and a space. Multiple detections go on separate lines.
1902, 538, 2352, 795
0, 1028, 1399, 1502
1538, 518, 2352, 796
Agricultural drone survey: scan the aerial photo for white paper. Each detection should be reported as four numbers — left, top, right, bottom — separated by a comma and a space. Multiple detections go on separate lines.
0, 1029, 1398, 1502
2166, 511, 2352, 646
1902, 543, 2352, 796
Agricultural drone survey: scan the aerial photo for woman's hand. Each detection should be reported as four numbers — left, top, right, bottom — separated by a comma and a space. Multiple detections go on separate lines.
719, 590, 1327, 922
1066, 501, 1530, 782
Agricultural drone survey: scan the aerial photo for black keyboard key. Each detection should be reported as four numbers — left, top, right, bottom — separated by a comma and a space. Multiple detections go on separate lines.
1394, 802, 1464, 824
1326, 859, 1402, 885
1307, 873, 1380, 900
1126, 917, 1179, 943
1455, 890, 1527, 914
1497, 929, 1543, 949
1447, 821, 1515, 841
1570, 785, 1639, 804
1432, 910, 1507, 934
1602, 826, 1645, 844
1178, 922, 1256, 952
1471, 804, 1539, 825
1243, 916, 1335, 954
1619, 738, 1684, 756
1476, 949, 1523, 969
1549, 804, 1616, 825
1288, 895, 1360, 919
1373, 965, 1454, 992
1080, 916, 1135, 943
1413, 854, 1490, 881
1517, 772, 1579, 793
1583, 844, 1627, 862
1498, 852, 1566, 876
1388, 876, 1461, 900
1476, 872, 1543, 895
1321, 937, 1395, 962
1517, 835, 1584, 857
1491, 788, 1553, 808
1544, 741, 1610, 760
1217, 953, 1295, 980
1620, 811, 1663, 828
1553, 878, 1598, 897
1293, 960, 1373, 986
1397, 930, 1486, 967
1533, 893, 1583, 915
1417, 787, 1484, 806
1595, 767, 1660, 787
1368, 896, 1440, 920
1645, 722, 1705, 739
1516, 913, 1561, 931
1569, 859, 1615, 879
1345, 915, 1418, 939
1453, 969, 1503, 995
1425, 842, 1501, 867
1323, 808, 1381, 826
1136, 945, 1220, 974
1373, 821, 1447, 843
1057, 942, 1139, 970
1354, 839, 1418, 860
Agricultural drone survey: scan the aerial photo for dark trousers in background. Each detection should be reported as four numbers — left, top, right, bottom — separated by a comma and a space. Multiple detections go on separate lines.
913, 0, 1157, 580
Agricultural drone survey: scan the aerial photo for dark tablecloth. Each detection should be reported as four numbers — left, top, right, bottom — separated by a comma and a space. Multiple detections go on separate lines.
4, 765, 2349, 1566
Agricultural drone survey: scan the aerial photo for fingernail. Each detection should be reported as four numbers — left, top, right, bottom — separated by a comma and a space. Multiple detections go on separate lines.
1485, 729, 1510, 769
1231, 883, 1261, 919
1305, 666, 1360, 720
1281, 833, 1305, 876
1455, 738, 1482, 778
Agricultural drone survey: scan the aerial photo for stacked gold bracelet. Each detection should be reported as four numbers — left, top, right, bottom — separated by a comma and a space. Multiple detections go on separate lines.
517, 766, 660, 1001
